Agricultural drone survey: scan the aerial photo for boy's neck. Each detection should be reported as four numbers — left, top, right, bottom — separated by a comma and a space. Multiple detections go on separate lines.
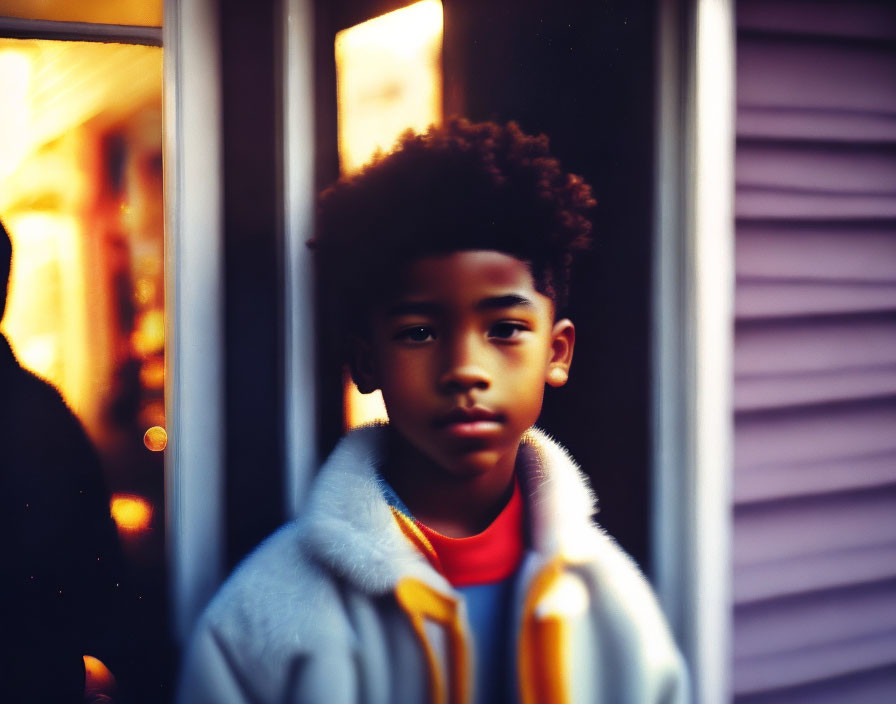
382, 428, 519, 538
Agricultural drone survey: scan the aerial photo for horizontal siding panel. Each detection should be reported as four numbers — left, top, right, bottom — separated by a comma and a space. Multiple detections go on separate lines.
738, 0, 896, 41
735, 366, 896, 411
734, 5, 896, 700
736, 145, 896, 194
734, 318, 896, 376
737, 106, 896, 143
735, 189, 896, 220
733, 632, 896, 697
733, 487, 896, 565
733, 579, 896, 659
738, 38, 896, 113
735, 402, 896, 470
734, 667, 896, 704
736, 225, 896, 282
735, 280, 896, 318
734, 543, 896, 604
736, 665, 896, 704
734, 451, 896, 503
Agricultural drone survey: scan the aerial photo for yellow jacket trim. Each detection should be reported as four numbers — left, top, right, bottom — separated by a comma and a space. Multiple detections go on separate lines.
518, 558, 572, 704
389, 506, 444, 574
394, 577, 470, 704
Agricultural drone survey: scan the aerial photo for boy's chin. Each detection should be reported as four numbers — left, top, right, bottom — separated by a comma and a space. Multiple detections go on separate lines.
388, 425, 520, 482
429, 444, 516, 482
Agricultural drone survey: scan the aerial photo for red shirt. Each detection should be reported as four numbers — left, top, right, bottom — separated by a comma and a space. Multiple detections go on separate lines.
416, 479, 524, 588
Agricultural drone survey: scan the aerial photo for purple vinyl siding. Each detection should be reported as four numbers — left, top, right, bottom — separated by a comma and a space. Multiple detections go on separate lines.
733, 1, 896, 701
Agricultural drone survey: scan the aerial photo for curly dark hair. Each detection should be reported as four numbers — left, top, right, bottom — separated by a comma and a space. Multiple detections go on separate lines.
312, 118, 595, 338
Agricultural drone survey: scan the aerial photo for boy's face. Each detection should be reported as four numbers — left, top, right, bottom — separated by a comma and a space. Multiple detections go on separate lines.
356, 250, 574, 480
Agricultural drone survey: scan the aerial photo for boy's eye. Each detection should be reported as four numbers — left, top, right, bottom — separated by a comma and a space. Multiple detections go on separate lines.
395, 326, 435, 343
488, 321, 527, 340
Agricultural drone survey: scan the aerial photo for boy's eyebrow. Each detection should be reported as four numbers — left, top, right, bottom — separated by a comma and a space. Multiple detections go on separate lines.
475, 294, 534, 310
384, 300, 443, 317
384, 294, 534, 316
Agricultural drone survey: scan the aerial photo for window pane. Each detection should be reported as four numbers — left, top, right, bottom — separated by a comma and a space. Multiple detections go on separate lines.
0, 37, 168, 696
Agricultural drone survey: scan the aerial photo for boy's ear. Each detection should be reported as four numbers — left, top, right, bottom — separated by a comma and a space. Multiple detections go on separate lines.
546, 319, 575, 388
349, 335, 380, 394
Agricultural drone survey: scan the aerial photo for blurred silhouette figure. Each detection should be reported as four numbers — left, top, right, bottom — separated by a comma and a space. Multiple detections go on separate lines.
0, 218, 129, 703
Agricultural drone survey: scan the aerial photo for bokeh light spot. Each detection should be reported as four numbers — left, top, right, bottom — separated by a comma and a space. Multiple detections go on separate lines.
139, 358, 165, 389
131, 308, 165, 356
143, 425, 167, 451
110, 493, 153, 535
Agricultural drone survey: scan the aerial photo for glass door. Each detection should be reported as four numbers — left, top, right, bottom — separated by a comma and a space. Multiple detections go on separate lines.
0, 5, 173, 699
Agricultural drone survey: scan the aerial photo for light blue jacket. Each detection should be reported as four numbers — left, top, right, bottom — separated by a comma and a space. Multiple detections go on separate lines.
178, 425, 690, 704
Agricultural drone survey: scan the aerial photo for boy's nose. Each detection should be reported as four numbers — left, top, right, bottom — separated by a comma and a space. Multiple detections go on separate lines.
438, 364, 490, 393
438, 335, 490, 392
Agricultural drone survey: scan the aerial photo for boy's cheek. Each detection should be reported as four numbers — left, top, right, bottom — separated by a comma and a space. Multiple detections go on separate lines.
380, 354, 437, 389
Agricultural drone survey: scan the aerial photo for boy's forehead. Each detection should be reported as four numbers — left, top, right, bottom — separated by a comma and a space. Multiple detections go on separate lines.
391, 250, 538, 298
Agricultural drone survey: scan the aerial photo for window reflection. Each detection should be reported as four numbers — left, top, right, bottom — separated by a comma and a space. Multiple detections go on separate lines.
0, 38, 164, 540
0, 37, 168, 698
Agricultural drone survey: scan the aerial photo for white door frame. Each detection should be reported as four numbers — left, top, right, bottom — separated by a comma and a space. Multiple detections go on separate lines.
652, 0, 736, 702
163, 0, 226, 644
280, 0, 318, 520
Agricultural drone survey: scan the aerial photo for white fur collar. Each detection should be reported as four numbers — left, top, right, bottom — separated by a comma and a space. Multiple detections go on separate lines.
298, 424, 601, 595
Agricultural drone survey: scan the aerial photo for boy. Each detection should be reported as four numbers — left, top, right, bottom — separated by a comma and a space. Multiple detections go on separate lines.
179, 119, 688, 703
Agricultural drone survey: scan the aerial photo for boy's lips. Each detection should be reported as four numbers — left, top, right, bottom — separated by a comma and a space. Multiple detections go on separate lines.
434, 407, 504, 438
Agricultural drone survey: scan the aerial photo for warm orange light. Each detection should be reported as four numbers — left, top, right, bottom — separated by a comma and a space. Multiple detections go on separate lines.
139, 400, 165, 429
0, 1, 162, 27
110, 493, 153, 534
335, 0, 443, 174
134, 277, 156, 305
1, 212, 90, 415
139, 357, 165, 389
82, 655, 117, 699
142, 425, 167, 452
343, 368, 389, 431
0, 49, 31, 180
131, 309, 165, 357
0, 40, 162, 188
0, 39, 163, 440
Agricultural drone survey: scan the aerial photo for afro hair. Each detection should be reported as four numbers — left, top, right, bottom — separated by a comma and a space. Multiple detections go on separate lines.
312, 117, 595, 340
